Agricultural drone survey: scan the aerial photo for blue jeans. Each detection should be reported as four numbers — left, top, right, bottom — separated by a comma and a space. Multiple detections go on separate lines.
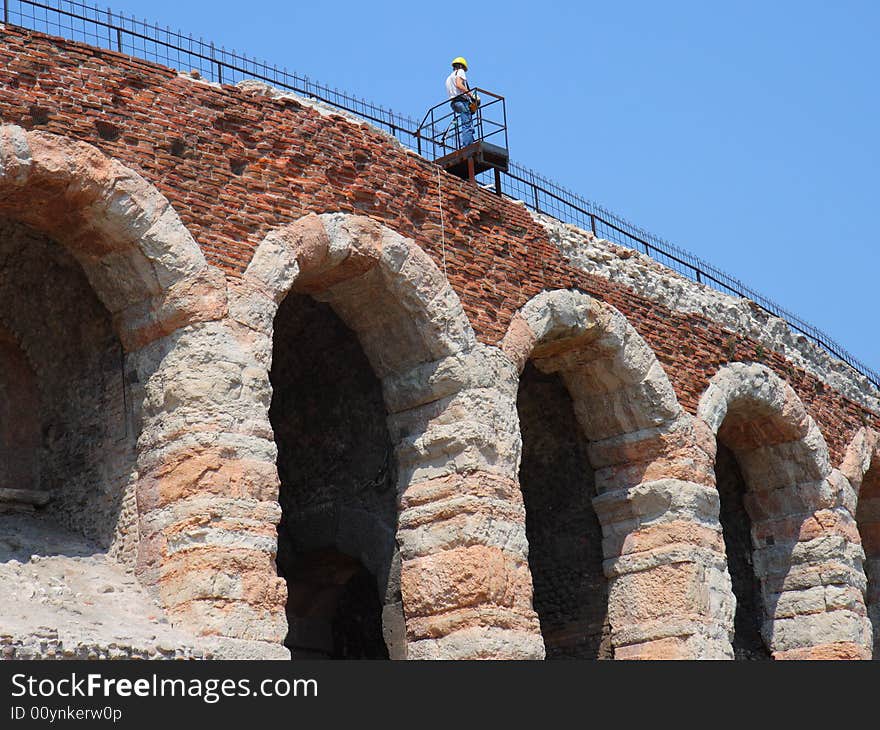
450, 99, 474, 147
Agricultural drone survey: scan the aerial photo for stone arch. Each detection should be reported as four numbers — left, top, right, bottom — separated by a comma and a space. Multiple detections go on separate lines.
698, 362, 871, 659
841, 428, 880, 657
0, 125, 271, 658
0, 124, 219, 541
238, 213, 543, 659
501, 289, 732, 659
241, 212, 475, 374
0, 125, 222, 349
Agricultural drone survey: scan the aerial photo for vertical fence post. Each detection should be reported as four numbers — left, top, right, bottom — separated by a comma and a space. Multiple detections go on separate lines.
4, 0, 9, 26
210, 42, 222, 84
211, 41, 223, 84
110, 10, 122, 53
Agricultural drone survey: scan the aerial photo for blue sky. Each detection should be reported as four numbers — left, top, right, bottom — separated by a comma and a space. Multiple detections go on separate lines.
40, 0, 879, 379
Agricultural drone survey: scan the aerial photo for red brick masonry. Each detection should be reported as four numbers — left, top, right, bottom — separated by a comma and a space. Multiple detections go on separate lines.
0, 26, 874, 460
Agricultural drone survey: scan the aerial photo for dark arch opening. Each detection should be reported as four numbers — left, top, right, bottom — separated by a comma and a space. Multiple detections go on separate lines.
0, 325, 39, 491
855, 457, 880, 659
0, 217, 133, 553
715, 442, 772, 660
517, 362, 611, 659
282, 548, 389, 659
270, 293, 396, 660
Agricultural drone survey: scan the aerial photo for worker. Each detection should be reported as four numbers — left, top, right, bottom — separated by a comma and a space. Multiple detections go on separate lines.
445, 56, 476, 147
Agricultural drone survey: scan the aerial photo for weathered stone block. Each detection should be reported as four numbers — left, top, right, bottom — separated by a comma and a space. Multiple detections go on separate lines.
400, 545, 534, 617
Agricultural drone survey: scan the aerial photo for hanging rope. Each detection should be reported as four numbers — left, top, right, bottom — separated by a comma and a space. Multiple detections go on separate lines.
436, 165, 448, 281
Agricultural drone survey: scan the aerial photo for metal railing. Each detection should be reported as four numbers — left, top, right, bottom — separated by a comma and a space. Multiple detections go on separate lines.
416, 89, 508, 160
497, 162, 880, 387
2, 0, 421, 147
3, 0, 878, 388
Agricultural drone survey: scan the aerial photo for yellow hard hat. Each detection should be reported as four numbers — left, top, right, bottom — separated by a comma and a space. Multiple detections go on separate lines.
451, 56, 468, 70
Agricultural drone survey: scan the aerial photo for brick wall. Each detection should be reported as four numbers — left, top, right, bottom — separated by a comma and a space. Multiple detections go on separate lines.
0, 25, 876, 462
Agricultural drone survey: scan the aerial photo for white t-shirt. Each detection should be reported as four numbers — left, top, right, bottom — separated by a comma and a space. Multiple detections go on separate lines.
445, 69, 468, 99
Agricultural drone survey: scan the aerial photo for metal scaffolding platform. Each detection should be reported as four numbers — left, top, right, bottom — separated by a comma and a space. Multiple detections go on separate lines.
417, 89, 509, 192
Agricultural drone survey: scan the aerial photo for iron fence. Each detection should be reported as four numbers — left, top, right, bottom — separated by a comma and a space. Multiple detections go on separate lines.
3, 0, 878, 388
499, 161, 880, 387
2, 0, 421, 147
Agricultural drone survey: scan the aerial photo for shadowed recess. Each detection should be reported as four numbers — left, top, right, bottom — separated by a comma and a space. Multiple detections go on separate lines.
0, 324, 39, 492
270, 293, 396, 659
715, 442, 771, 660
855, 453, 880, 659
0, 218, 135, 561
517, 362, 611, 659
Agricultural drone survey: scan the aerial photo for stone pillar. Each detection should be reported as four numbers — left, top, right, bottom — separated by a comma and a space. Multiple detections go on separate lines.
385, 345, 544, 659
842, 428, 880, 659
589, 415, 735, 659
131, 319, 288, 659
741, 451, 870, 660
